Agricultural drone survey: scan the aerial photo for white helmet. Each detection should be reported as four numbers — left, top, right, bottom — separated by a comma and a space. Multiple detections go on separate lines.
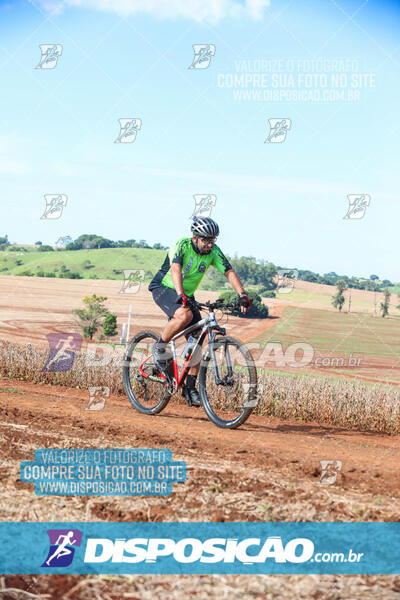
191, 216, 219, 238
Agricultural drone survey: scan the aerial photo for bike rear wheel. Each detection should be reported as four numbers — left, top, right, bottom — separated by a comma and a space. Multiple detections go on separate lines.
199, 335, 258, 429
123, 330, 171, 415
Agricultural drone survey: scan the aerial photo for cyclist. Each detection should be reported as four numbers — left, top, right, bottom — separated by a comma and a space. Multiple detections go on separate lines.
148, 216, 251, 407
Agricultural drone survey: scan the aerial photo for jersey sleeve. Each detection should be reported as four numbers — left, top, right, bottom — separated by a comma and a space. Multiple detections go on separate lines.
169, 238, 186, 265
211, 245, 233, 274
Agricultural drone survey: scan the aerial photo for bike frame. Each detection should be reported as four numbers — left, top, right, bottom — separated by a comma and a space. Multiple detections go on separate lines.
138, 308, 231, 389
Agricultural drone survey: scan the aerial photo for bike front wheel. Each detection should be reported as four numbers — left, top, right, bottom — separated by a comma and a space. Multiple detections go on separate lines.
123, 330, 171, 415
198, 335, 258, 429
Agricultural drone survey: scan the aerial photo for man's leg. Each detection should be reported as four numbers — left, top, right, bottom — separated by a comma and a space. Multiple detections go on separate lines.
159, 306, 193, 342
160, 309, 203, 406
179, 309, 204, 406
151, 287, 202, 406
151, 287, 195, 375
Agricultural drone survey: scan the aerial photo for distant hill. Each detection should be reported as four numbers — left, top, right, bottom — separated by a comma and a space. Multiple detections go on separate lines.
0, 246, 230, 291
0, 244, 398, 297
0, 246, 165, 281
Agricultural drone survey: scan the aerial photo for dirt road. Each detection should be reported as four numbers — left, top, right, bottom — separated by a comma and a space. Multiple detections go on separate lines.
1, 277, 400, 598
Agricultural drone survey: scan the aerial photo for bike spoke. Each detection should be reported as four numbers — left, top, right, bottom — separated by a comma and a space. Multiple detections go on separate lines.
123, 332, 171, 414
200, 338, 257, 428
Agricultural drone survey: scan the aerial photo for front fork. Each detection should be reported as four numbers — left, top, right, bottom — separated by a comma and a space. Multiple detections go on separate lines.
207, 330, 234, 386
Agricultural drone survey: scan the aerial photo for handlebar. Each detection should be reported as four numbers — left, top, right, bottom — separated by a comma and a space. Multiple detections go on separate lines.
176, 296, 240, 312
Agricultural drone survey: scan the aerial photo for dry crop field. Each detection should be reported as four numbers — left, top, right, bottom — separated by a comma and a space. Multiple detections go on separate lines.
1, 275, 400, 599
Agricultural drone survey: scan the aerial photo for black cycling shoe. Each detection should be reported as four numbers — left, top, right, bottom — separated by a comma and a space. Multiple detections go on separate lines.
182, 385, 201, 407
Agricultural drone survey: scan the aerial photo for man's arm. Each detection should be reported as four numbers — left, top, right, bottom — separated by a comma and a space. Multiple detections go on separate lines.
171, 263, 185, 296
224, 268, 244, 295
210, 246, 250, 314
224, 269, 250, 314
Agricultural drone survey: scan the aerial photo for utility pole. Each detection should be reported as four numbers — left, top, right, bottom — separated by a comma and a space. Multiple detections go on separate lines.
126, 304, 132, 345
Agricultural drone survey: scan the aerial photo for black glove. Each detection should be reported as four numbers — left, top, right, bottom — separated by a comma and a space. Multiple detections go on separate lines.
176, 293, 190, 307
238, 292, 251, 308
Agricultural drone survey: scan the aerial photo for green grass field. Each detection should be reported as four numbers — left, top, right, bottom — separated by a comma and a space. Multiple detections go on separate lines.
280, 288, 379, 313
251, 305, 400, 359
0, 246, 230, 291
0, 246, 167, 280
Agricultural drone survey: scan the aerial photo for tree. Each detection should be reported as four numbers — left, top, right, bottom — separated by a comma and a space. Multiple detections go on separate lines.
72, 295, 110, 339
218, 290, 268, 318
380, 288, 391, 317
38, 245, 54, 252
297, 269, 319, 283
35, 241, 42, 246
370, 274, 379, 281
103, 313, 117, 340
332, 279, 347, 312
65, 234, 113, 251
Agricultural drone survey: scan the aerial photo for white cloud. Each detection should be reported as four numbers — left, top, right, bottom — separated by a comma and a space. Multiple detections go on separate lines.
34, 0, 270, 23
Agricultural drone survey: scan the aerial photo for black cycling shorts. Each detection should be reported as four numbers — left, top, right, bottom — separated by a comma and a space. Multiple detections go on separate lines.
151, 286, 203, 339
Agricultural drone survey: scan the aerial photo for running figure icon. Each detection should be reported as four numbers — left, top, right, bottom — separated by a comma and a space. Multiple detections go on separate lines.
41, 528, 82, 568
45, 531, 77, 566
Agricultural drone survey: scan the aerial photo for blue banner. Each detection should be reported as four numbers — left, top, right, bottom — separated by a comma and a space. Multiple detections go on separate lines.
0, 522, 399, 574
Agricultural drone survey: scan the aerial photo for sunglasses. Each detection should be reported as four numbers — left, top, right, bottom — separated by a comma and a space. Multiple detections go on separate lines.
198, 236, 216, 245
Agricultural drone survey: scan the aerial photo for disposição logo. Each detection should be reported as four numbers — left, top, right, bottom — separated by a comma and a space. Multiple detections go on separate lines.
41, 529, 82, 567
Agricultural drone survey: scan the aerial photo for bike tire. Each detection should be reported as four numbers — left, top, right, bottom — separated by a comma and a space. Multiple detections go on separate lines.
198, 335, 258, 429
123, 330, 171, 415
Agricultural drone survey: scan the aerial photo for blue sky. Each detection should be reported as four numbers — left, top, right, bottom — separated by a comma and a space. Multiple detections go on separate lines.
0, 0, 399, 279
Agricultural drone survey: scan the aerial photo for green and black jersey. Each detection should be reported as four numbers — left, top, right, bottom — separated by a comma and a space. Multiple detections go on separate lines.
148, 237, 232, 297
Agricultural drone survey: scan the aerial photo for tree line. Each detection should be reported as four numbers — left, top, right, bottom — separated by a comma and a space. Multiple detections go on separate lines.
331, 279, 397, 318
298, 269, 392, 292
1, 233, 397, 294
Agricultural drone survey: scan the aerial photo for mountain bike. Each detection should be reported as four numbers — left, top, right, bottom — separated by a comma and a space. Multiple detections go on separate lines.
123, 297, 258, 429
